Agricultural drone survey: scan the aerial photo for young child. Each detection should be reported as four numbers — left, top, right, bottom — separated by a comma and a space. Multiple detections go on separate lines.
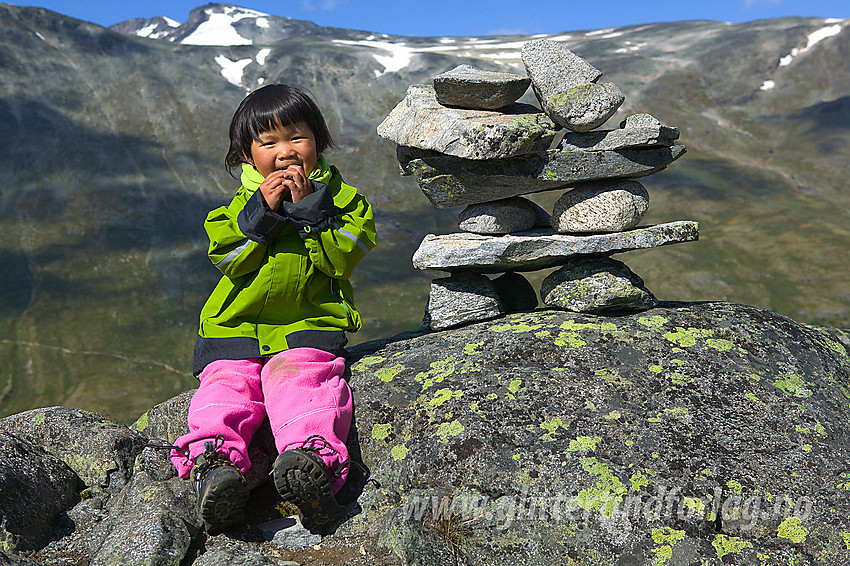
170, 84, 375, 535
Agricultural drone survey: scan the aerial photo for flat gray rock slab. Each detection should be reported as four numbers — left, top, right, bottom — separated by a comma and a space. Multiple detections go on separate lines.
412, 220, 699, 273
377, 84, 557, 160
560, 113, 680, 151
433, 65, 531, 110
540, 256, 656, 313
423, 271, 504, 330
405, 144, 686, 209
550, 180, 649, 233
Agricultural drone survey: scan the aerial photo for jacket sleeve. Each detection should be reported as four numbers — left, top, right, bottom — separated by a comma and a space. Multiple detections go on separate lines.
283, 185, 376, 280
205, 187, 287, 279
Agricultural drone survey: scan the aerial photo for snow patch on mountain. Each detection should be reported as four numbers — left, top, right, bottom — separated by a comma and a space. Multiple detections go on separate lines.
777, 23, 843, 67
182, 6, 269, 46
215, 55, 253, 87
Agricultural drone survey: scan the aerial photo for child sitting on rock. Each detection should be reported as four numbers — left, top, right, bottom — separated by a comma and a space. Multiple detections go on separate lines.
170, 84, 375, 535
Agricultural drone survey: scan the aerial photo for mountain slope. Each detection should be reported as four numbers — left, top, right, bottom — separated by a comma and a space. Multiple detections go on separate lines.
0, 3, 848, 421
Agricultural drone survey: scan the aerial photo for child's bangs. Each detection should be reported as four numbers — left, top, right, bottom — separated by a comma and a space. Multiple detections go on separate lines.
246, 99, 309, 141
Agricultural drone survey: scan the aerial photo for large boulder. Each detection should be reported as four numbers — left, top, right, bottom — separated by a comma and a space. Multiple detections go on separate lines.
4, 303, 850, 565
346, 303, 850, 565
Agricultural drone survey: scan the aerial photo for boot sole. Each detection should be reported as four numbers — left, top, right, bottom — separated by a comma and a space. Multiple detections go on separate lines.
273, 450, 341, 531
199, 469, 249, 536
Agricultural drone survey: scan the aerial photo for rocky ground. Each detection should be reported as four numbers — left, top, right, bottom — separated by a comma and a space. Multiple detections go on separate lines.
1, 301, 849, 565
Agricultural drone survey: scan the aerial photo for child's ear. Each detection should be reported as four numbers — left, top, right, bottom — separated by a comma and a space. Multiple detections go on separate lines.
242, 151, 254, 165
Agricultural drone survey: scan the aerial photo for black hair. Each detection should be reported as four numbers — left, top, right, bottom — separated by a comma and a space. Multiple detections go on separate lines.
225, 84, 335, 175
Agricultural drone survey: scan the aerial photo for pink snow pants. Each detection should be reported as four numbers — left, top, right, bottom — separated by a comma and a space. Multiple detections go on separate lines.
171, 347, 352, 494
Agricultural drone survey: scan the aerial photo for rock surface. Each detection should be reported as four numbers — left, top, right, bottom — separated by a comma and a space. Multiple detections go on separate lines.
412, 221, 699, 273
406, 145, 686, 208
0, 407, 148, 493
376, 84, 557, 160
560, 113, 680, 151
347, 303, 850, 565
541, 256, 657, 313
522, 39, 622, 131
457, 197, 539, 234
2, 303, 850, 565
521, 38, 602, 95
540, 81, 625, 132
0, 432, 79, 553
432, 65, 531, 110
422, 272, 504, 330
551, 180, 650, 233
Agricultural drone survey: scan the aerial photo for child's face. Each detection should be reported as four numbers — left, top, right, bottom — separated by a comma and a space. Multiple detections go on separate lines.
247, 120, 318, 179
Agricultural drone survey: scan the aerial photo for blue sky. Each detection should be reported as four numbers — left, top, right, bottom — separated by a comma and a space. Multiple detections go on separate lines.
5, 0, 849, 36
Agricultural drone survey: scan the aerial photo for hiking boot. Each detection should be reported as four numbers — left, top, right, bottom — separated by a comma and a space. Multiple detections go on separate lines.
192, 439, 248, 535
272, 447, 342, 532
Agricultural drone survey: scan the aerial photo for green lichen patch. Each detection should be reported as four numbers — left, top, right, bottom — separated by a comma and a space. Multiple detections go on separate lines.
540, 416, 565, 439
507, 379, 522, 399
575, 457, 627, 517
415, 357, 457, 391
745, 392, 765, 405
372, 423, 393, 441
637, 314, 669, 329
773, 374, 813, 398
376, 364, 404, 383
630, 470, 649, 492
706, 338, 736, 352
133, 412, 149, 432
488, 321, 545, 333
567, 435, 601, 453
651, 527, 687, 566
663, 327, 714, 347
777, 516, 808, 543
712, 534, 753, 559
391, 443, 408, 461
435, 419, 464, 441
463, 341, 483, 355
841, 532, 850, 550
429, 388, 463, 407
726, 480, 743, 495
352, 355, 385, 372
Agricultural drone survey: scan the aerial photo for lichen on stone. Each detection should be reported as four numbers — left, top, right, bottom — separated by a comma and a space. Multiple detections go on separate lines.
777, 516, 808, 543
712, 534, 753, 559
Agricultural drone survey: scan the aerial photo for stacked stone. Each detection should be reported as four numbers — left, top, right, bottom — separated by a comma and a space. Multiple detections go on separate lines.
377, 40, 699, 331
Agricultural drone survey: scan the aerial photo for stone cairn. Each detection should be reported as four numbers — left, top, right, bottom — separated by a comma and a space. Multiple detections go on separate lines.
377, 39, 699, 330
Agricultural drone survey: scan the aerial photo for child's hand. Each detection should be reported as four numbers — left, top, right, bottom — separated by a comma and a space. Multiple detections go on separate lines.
258, 165, 314, 209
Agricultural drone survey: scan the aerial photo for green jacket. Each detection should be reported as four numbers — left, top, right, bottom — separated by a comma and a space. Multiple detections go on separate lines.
192, 156, 376, 374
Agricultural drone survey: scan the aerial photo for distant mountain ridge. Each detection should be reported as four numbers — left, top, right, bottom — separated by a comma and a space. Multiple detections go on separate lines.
110, 3, 374, 45
0, 2, 848, 422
